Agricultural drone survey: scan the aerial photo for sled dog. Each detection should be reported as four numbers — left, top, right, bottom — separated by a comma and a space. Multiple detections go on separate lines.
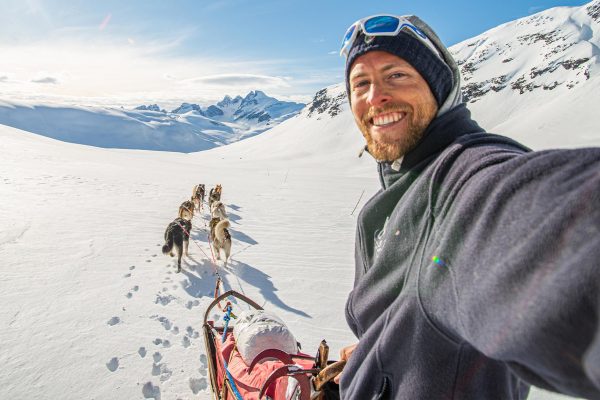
210, 218, 231, 266
191, 184, 205, 212
162, 217, 191, 272
179, 200, 195, 220
210, 200, 227, 220
208, 184, 222, 208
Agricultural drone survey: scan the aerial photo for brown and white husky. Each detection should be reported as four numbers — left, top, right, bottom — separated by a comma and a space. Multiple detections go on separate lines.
209, 218, 231, 267
191, 184, 205, 212
178, 200, 195, 220
210, 200, 227, 220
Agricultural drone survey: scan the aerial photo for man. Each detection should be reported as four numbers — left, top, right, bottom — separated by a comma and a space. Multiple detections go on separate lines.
336, 14, 600, 399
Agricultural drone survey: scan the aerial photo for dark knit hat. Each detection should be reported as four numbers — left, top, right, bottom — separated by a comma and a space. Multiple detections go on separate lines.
345, 31, 453, 106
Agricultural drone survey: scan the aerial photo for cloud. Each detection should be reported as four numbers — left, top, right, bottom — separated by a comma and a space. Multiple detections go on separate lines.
31, 76, 58, 84
187, 74, 290, 88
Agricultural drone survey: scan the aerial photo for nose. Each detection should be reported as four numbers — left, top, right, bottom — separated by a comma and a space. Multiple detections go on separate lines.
367, 82, 392, 107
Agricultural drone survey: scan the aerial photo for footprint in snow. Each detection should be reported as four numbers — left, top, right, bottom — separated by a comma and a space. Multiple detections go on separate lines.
132, 285, 139, 292
189, 377, 208, 394
157, 316, 172, 330
130, 265, 136, 270
123, 273, 131, 278
142, 381, 161, 399
155, 294, 175, 306
155, 363, 172, 382
182, 336, 191, 348
153, 338, 171, 348
107, 316, 120, 326
153, 352, 162, 363
126, 292, 133, 299
138, 347, 147, 358
106, 357, 119, 372
185, 300, 200, 310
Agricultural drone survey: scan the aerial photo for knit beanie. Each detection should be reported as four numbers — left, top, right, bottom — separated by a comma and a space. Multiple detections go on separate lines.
345, 31, 453, 106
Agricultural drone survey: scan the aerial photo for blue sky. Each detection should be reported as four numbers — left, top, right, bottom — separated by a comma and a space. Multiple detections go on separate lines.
0, 0, 591, 108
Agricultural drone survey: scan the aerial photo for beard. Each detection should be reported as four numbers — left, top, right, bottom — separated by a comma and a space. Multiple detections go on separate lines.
356, 101, 437, 162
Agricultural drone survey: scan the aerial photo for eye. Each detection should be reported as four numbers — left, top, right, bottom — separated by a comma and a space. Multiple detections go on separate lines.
389, 72, 406, 79
352, 79, 369, 90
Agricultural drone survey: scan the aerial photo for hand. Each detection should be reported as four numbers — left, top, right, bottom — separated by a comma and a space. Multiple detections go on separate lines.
333, 342, 358, 384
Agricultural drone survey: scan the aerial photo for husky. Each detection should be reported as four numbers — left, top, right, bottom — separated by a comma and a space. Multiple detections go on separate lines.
162, 217, 192, 272
208, 184, 222, 208
210, 200, 227, 220
178, 200, 195, 220
210, 218, 231, 267
191, 184, 205, 212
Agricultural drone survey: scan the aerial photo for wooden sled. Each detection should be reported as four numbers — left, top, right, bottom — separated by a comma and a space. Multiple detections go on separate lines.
203, 290, 344, 400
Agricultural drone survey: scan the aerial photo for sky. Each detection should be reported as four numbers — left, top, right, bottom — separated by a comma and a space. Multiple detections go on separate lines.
0, 0, 593, 109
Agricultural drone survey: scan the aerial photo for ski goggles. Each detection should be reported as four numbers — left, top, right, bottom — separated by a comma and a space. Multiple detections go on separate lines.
340, 14, 439, 58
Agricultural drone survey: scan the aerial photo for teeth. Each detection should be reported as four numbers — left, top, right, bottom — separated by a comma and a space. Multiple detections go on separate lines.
373, 112, 403, 126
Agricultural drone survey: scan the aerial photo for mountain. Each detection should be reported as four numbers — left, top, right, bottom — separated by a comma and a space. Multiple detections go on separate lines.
449, 0, 600, 148
134, 104, 165, 113
0, 91, 305, 152
170, 91, 305, 127
451, 0, 599, 103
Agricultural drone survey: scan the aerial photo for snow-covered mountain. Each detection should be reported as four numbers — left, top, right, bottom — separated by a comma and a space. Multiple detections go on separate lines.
452, 1, 599, 103
168, 90, 305, 128
449, 0, 600, 147
0, 91, 305, 153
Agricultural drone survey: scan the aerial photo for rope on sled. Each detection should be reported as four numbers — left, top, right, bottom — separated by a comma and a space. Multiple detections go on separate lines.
221, 304, 244, 400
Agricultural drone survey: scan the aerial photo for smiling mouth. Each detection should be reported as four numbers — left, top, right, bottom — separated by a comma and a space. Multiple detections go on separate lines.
371, 111, 406, 127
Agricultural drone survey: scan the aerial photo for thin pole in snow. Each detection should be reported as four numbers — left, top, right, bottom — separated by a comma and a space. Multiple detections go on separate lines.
351, 190, 365, 216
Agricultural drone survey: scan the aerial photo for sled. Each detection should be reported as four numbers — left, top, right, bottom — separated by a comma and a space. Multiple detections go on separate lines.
203, 290, 345, 400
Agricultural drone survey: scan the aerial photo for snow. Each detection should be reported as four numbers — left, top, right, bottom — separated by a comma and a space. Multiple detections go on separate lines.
0, 106, 592, 399
1, 2, 599, 399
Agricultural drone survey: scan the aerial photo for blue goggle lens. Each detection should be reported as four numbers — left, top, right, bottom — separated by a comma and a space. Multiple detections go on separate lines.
342, 25, 356, 47
363, 16, 400, 34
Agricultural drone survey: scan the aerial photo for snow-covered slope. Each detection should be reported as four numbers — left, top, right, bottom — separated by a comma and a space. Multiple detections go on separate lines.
450, 0, 600, 148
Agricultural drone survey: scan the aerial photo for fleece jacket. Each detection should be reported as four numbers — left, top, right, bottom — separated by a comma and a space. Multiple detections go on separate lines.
341, 103, 600, 399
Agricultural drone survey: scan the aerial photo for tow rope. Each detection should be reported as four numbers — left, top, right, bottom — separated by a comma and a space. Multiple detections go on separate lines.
221, 304, 243, 400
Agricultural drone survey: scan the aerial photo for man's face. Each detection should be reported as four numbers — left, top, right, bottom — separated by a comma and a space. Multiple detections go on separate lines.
349, 51, 439, 162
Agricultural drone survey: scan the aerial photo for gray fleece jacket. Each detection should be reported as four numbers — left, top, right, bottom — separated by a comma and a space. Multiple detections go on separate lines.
341, 15, 600, 400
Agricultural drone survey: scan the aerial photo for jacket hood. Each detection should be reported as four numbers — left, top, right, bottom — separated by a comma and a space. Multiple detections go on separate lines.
406, 15, 463, 116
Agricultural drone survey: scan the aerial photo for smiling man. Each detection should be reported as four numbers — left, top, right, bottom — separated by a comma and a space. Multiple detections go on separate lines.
337, 14, 600, 400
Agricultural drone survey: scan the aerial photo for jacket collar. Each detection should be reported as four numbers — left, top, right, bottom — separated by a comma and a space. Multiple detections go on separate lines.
378, 104, 484, 190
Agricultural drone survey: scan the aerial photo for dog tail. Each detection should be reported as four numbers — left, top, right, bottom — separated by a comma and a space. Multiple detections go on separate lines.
215, 219, 231, 241
162, 230, 174, 255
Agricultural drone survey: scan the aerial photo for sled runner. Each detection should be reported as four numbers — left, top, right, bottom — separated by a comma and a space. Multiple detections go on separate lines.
203, 290, 345, 400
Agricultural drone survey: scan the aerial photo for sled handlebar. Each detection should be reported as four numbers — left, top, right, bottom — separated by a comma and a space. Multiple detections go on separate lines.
203, 290, 263, 324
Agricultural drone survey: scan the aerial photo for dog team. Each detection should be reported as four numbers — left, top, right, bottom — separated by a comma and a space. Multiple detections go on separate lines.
161, 183, 232, 272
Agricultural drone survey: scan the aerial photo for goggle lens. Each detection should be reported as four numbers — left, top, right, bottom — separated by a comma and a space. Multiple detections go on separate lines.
363, 15, 399, 34
341, 25, 356, 49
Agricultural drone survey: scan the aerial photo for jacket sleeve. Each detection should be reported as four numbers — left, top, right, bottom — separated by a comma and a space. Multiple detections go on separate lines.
421, 144, 600, 398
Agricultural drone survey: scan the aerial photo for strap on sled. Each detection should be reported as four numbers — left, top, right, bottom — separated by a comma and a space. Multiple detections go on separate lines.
258, 364, 318, 400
